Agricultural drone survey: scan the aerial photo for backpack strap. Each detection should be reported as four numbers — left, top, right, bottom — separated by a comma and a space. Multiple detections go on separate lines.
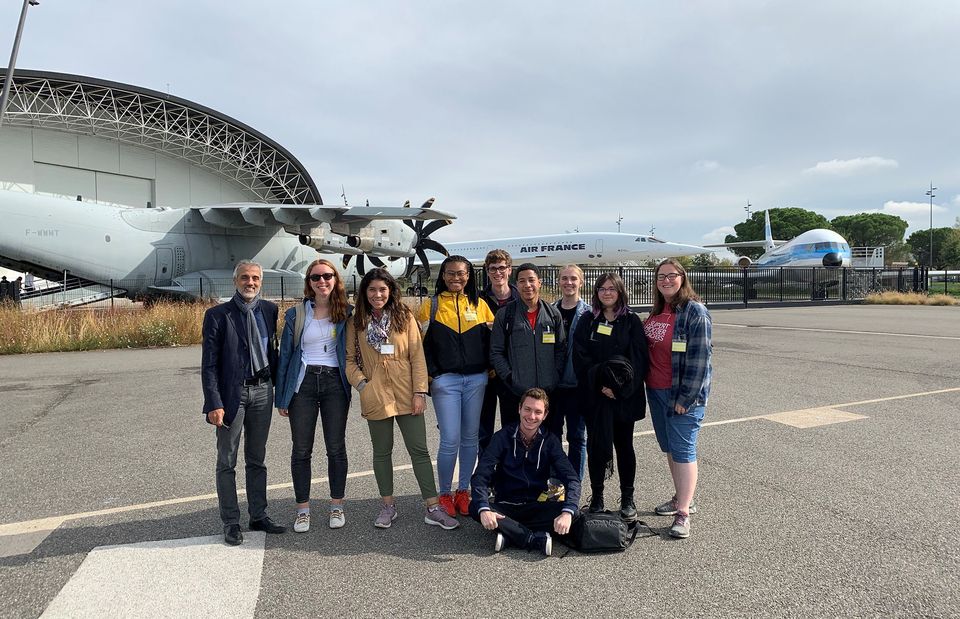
430, 295, 439, 324
293, 300, 307, 345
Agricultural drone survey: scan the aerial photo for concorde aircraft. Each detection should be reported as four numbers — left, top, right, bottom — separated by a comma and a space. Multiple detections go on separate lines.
0, 190, 710, 301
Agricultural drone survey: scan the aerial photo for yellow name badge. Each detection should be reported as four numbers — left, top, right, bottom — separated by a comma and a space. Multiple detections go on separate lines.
596, 323, 613, 336
464, 310, 478, 322
672, 340, 687, 353
330, 326, 336, 338
542, 332, 556, 344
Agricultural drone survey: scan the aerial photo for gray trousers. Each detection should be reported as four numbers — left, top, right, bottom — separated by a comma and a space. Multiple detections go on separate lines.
215, 381, 273, 526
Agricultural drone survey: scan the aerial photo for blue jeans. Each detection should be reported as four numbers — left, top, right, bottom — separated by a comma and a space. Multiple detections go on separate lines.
545, 386, 587, 479
432, 372, 488, 493
288, 366, 349, 502
216, 381, 273, 526
647, 387, 704, 464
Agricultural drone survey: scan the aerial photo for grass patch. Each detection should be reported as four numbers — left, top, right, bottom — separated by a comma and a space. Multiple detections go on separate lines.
865, 291, 960, 306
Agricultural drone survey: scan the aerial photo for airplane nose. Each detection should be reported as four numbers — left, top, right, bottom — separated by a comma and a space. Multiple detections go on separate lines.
822, 252, 842, 267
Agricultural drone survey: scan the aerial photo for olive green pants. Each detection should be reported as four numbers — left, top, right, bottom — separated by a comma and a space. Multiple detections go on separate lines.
367, 414, 438, 500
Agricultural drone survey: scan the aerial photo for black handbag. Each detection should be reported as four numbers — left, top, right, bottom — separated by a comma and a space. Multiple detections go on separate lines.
568, 511, 652, 553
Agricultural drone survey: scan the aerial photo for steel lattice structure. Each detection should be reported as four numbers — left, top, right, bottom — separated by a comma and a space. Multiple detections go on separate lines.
0, 69, 321, 205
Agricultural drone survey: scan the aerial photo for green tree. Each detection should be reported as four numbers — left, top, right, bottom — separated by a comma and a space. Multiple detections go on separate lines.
724, 207, 832, 260
906, 227, 958, 269
691, 252, 718, 268
829, 213, 908, 247
939, 228, 960, 269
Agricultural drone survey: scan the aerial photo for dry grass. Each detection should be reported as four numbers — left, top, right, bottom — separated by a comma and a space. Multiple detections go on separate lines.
865, 291, 960, 306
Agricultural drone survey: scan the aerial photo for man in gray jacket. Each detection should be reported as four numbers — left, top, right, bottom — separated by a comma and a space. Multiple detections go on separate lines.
490, 263, 566, 430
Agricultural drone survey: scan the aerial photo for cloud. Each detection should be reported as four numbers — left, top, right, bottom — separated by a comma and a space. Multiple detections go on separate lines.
693, 160, 720, 172
953, 195, 960, 206
881, 201, 948, 217
701, 226, 736, 243
803, 156, 899, 176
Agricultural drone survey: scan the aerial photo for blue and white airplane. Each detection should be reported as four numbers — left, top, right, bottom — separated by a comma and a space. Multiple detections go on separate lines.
706, 210, 852, 268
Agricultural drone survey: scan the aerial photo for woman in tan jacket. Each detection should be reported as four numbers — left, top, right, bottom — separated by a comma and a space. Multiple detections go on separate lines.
346, 268, 459, 530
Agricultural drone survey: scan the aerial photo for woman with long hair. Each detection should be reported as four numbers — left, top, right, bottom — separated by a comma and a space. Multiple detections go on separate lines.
346, 268, 459, 530
417, 256, 494, 518
275, 259, 352, 532
573, 273, 649, 520
643, 258, 712, 539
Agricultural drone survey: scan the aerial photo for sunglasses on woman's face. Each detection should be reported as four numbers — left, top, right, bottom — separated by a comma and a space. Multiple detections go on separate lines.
309, 273, 336, 282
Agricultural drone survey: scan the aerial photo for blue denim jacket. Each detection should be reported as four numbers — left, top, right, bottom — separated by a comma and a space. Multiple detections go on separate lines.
274, 300, 352, 409
555, 298, 590, 388
670, 300, 712, 411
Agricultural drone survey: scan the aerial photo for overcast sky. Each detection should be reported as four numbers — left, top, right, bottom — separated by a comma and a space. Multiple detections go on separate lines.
2, 1, 958, 247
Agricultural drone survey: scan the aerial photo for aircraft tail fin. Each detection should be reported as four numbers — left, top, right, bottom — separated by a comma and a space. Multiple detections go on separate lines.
763, 210, 775, 253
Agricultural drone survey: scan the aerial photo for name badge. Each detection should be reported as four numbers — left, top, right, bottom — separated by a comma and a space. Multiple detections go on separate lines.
380, 343, 396, 355
672, 340, 687, 353
596, 323, 613, 336
330, 326, 337, 338
464, 310, 478, 322
542, 332, 556, 344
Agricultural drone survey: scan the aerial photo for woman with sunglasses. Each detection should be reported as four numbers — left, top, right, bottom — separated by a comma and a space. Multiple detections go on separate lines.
275, 259, 352, 533
643, 258, 712, 539
417, 256, 494, 519
573, 273, 649, 520
346, 268, 459, 530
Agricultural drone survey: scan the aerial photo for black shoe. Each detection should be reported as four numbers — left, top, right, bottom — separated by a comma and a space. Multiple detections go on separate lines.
588, 495, 605, 513
250, 517, 287, 534
619, 498, 638, 521
224, 524, 243, 546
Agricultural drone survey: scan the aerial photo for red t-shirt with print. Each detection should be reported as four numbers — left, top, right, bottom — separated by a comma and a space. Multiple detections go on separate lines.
644, 311, 675, 389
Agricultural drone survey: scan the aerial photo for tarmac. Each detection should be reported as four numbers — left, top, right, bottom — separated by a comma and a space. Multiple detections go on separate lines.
0, 304, 958, 618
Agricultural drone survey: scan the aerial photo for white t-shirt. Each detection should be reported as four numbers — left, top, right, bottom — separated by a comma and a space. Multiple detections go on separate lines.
302, 316, 338, 367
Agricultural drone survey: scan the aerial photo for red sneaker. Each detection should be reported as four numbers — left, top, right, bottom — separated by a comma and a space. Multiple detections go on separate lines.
454, 489, 471, 516
438, 493, 457, 517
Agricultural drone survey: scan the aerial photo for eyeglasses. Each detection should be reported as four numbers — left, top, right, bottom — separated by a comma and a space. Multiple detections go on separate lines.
598, 287, 618, 294
309, 273, 336, 282
444, 270, 469, 278
656, 273, 682, 281
487, 265, 510, 273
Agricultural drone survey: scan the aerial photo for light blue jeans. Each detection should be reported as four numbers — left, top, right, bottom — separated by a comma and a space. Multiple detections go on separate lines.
432, 372, 488, 493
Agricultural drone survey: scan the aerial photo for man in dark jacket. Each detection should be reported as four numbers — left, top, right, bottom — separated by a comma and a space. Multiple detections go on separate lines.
201, 260, 286, 545
470, 388, 581, 556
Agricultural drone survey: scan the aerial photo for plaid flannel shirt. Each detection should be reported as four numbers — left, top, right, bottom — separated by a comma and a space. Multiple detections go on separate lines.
671, 300, 712, 411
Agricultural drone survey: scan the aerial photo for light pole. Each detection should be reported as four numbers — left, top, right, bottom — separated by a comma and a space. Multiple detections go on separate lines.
925, 182, 936, 268
0, 0, 39, 130
616, 213, 623, 233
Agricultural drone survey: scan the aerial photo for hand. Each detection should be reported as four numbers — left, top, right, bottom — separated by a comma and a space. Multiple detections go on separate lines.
674, 403, 687, 414
356, 379, 368, 392
601, 386, 616, 400
207, 408, 225, 427
554, 511, 573, 535
278, 408, 289, 417
412, 393, 426, 415
480, 510, 504, 530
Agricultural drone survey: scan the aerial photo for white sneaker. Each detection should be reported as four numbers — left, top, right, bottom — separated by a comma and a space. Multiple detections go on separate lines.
494, 532, 506, 552
329, 506, 345, 529
293, 511, 310, 533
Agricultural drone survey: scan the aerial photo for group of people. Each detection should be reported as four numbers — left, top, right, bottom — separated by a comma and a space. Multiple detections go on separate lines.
200, 250, 712, 555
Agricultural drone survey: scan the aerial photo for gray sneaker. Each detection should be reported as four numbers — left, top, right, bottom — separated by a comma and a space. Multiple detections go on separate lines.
329, 506, 345, 529
670, 512, 691, 538
374, 503, 398, 528
424, 504, 459, 530
654, 497, 698, 516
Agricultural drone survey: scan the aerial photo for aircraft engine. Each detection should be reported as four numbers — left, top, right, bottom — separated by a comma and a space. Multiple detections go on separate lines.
822, 252, 842, 267
737, 256, 753, 268
346, 220, 416, 258
298, 223, 362, 255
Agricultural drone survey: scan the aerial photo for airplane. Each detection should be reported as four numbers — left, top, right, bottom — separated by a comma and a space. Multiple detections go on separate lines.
705, 210, 852, 268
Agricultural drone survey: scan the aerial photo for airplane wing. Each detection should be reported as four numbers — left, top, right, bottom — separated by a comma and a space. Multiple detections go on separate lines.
703, 240, 788, 248
191, 201, 454, 233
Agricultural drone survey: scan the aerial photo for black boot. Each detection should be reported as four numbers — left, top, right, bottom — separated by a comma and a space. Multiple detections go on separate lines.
588, 491, 605, 513
619, 493, 637, 521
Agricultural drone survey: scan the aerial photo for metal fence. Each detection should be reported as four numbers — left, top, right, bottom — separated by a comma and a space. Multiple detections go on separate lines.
12, 266, 931, 311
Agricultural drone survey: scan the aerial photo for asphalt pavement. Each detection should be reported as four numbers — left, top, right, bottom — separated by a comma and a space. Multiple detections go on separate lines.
0, 304, 958, 618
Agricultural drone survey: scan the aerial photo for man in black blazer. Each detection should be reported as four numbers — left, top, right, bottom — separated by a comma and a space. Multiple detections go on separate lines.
201, 260, 286, 545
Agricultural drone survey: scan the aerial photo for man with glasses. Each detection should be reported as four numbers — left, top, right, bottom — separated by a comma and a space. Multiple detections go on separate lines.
478, 250, 520, 452
490, 263, 566, 429
201, 260, 287, 546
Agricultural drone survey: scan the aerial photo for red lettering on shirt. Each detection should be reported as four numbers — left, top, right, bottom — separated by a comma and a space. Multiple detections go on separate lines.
644, 311, 675, 389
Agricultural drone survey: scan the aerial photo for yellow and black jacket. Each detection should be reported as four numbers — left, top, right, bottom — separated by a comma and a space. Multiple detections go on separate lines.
417, 291, 495, 377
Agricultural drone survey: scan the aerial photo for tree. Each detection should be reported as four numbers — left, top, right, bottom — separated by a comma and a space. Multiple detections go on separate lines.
829, 213, 908, 247
906, 227, 958, 269
724, 207, 832, 259
939, 228, 960, 269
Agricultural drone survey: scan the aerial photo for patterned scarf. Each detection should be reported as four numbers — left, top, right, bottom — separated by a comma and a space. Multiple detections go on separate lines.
233, 290, 268, 376
366, 310, 391, 352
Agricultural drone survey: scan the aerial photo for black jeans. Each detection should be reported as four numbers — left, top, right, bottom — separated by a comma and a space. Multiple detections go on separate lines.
288, 367, 349, 502
497, 382, 522, 430
587, 416, 637, 499
478, 375, 500, 455
216, 381, 273, 525
545, 387, 587, 479
469, 500, 578, 549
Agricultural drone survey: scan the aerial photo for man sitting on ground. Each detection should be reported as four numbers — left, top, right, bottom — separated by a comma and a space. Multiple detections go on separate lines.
469, 388, 581, 556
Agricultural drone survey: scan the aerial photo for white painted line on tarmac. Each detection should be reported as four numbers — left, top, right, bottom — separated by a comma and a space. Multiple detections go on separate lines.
40, 532, 266, 619
715, 323, 960, 341
4, 386, 959, 548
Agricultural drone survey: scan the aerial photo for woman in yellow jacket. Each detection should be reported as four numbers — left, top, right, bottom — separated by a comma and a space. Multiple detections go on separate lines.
346, 268, 459, 530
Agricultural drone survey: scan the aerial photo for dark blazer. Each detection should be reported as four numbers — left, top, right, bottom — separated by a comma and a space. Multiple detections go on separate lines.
201, 299, 279, 425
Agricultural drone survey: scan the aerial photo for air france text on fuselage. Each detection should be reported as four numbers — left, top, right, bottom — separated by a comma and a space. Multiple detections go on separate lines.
520, 243, 587, 253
